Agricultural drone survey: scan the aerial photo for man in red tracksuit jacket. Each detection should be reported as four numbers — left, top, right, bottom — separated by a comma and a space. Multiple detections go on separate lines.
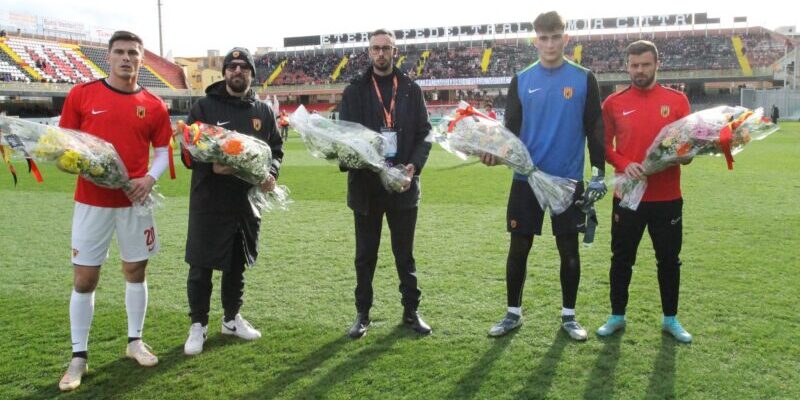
597, 40, 693, 343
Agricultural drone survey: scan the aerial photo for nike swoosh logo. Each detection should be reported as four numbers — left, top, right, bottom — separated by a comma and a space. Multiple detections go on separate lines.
528, 88, 541, 94
91, 109, 107, 115
577, 223, 586, 228
671, 217, 682, 225
72, 342, 80, 345
622, 110, 636, 116
216, 121, 230, 126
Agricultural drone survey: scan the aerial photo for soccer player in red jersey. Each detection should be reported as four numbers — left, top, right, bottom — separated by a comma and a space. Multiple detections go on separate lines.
58, 31, 173, 391
597, 40, 693, 343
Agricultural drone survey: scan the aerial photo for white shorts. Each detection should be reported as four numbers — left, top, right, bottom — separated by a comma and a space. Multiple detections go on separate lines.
71, 202, 160, 266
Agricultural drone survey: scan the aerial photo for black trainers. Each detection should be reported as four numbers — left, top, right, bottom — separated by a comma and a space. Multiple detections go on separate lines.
348, 312, 370, 339
403, 310, 432, 335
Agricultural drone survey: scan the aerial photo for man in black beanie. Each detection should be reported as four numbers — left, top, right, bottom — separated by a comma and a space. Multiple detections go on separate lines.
182, 46, 283, 355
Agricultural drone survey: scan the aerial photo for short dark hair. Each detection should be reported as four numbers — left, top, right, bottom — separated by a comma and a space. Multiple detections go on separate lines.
626, 40, 659, 62
368, 29, 395, 41
108, 30, 143, 50
533, 11, 565, 33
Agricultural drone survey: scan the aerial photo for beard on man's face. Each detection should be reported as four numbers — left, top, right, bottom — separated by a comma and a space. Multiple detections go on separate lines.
227, 76, 249, 92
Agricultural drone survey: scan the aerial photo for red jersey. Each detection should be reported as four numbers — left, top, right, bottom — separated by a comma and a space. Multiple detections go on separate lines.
59, 80, 172, 207
603, 84, 690, 202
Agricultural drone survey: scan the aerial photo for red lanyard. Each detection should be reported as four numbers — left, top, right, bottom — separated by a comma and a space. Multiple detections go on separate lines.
371, 75, 397, 128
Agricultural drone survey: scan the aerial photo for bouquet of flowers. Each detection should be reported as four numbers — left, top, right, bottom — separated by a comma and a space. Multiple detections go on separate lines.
433, 101, 577, 215
0, 116, 160, 214
177, 121, 291, 217
288, 105, 411, 192
615, 106, 779, 210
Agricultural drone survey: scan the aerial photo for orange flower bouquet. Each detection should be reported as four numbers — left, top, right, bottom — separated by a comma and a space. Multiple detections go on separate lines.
177, 121, 290, 216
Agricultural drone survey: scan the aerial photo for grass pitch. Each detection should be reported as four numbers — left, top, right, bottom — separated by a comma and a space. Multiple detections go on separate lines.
1, 123, 798, 399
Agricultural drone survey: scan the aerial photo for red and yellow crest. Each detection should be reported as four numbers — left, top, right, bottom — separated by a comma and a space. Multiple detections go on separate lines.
661, 105, 670, 118
136, 106, 146, 119
252, 118, 261, 131
232, 50, 241, 58
563, 87, 573, 100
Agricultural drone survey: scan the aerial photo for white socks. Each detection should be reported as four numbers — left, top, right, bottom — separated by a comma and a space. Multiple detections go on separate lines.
508, 307, 522, 316
562, 307, 575, 317
125, 281, 148, 339
70, 290, 95, 353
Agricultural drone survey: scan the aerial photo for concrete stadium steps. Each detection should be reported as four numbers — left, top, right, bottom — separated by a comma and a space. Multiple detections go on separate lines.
330, 56, 349, 82
480, 48, 492, 73
732, 36, 754, 76
262, 59, 287, 87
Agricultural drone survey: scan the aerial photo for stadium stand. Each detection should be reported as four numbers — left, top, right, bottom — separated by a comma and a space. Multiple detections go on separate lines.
0, 34, 189, 89
3, 37, 105, 83
143, 49, 188, 89
79, 44, 177, 89
251, 30, 792, 86
0, 48, 32, 82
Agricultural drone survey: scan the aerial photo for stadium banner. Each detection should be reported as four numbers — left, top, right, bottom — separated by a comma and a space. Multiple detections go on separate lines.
416, 77, 512, 87
284, 12, 720, 47
42, 17, 84, 35
8, 12, 38, 31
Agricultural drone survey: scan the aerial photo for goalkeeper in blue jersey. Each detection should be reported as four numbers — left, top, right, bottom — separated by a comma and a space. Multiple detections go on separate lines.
481, 11, 606, 341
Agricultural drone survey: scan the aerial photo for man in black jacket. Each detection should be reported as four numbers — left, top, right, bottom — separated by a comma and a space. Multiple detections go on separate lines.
339, 29, 433, 338
182, 47, 283, 355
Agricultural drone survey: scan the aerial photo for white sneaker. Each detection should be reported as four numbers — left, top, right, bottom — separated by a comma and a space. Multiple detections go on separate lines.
59, 357, 88, 392
221, 314, 261, 340
126, 340, 159, 367
184, 323, 208, 356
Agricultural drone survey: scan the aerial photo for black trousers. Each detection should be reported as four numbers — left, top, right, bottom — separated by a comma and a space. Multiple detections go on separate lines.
353, 207, 421, 314
187, 263, 245, 325
505, 233, 581, 309
610, 198, 683, 316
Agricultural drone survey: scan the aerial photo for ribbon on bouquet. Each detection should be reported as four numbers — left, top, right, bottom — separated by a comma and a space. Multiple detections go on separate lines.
447, 104, 494, 133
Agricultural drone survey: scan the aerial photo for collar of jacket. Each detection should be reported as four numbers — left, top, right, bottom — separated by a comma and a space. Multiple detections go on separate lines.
205, 80, 257, 107
352, 66, 409, 86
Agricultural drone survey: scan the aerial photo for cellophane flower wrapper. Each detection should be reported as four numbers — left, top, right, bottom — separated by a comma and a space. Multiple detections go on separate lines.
434, 101, 576, 215
0, 116, 161, 215
288, 105, 411, 192
615, 106, 779, 210
178, 121, 291, 217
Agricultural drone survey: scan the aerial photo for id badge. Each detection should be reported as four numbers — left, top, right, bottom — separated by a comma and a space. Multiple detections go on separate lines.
380, 127, 397, 158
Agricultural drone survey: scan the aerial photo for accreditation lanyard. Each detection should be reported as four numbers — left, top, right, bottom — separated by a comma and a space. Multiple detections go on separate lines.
371, 74, 398, 128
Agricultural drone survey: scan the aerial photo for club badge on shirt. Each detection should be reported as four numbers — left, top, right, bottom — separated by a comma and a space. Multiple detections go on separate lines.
563, 87, 573, 100
661, 105, 671, 118
252, 118, 262, 131
137, 106, 146, 119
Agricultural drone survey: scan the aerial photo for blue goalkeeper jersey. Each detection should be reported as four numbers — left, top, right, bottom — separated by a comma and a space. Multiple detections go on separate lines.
506, 58, 600, 181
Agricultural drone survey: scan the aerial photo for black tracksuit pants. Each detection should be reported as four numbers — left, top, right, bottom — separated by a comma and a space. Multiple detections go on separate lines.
609, 198, 683, 316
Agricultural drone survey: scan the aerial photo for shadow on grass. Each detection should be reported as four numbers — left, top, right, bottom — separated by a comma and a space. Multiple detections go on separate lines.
445, 329, 519, 399
644, 335, 677, 399
21, 339, 201, 400
583, 332, 624, 399
235, 334, 350, 399
513, 329, 570, 400
288, 325, 407, 400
